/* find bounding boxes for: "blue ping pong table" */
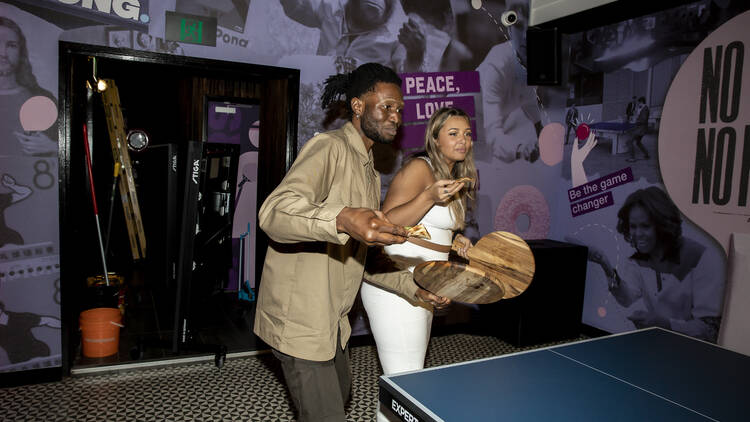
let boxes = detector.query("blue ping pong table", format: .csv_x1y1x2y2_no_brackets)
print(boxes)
589,121,636,155
379,328,748,421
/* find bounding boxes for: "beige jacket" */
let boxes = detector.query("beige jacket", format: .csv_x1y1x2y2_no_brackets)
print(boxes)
254,122,419,361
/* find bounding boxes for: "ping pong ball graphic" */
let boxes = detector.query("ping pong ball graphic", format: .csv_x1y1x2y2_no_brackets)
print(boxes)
538,122,564,166
471,0,482,10
597,306,607,318
20,96,58,131
576,123,590,141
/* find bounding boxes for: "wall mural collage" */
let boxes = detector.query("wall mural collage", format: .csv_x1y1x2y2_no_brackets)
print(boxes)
1,0,748,375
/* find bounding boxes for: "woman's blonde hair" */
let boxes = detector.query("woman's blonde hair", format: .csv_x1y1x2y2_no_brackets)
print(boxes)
422,107,477,230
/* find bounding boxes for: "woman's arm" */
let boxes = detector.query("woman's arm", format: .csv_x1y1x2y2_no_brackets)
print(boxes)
669,246,725,341
583,244,642,307
607,262,643,307
382,159,462,226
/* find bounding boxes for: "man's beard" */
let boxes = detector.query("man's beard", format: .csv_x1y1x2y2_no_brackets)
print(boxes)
361,113,395,145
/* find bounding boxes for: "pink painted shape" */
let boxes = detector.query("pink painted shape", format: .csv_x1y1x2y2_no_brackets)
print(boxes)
19,96,58,132
539,122,564,166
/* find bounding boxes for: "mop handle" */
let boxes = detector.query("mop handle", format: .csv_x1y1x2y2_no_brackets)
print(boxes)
82,122,110,287
82,123,99,216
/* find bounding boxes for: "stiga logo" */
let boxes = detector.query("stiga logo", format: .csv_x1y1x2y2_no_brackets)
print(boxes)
53,0,149,24
191,159,200,184
391,399,419,422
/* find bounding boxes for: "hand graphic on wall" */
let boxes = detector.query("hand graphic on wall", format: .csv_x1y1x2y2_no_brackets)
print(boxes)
571,131,597,187
13,131,56,156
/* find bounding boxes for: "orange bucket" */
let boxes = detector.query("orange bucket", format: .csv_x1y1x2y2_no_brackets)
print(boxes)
79,307,123,358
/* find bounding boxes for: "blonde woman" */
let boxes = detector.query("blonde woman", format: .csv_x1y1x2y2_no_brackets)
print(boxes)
360,107,477,421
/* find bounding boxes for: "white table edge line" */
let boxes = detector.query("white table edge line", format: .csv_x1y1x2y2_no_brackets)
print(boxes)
384,329,653,378
382,376,445,422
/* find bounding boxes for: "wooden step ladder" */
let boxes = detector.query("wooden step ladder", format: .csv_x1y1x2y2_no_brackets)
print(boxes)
100,79,147,260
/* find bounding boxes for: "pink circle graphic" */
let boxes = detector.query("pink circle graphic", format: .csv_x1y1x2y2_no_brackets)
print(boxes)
538,122,564,166
597,306,607,318
19,96,58,131
494,185,550,239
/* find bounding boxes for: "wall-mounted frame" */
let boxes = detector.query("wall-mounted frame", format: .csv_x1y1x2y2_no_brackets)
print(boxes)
105,28,132,49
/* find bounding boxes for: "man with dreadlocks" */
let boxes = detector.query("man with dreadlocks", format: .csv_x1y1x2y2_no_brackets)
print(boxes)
254,62,449,422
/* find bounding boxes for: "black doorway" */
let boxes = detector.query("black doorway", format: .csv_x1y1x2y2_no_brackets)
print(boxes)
58,42,298,375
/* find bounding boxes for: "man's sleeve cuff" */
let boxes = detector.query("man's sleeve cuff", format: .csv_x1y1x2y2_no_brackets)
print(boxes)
315,203,349,244
405,280,420,300
401,271,420,300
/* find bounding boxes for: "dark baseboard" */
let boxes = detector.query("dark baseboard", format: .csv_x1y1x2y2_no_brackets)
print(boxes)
0,367,62,388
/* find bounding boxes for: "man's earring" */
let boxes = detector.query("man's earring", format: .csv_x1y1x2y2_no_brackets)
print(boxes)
356,113,360,119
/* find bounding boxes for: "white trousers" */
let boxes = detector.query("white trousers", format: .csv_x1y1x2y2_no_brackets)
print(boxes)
360,281,433,422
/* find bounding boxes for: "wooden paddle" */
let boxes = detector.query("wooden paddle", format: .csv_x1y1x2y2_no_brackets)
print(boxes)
453,231,535,299
413,261,505,304
413,231,535,304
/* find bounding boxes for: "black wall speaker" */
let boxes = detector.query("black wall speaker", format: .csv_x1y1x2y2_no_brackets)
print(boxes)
526,27,561,86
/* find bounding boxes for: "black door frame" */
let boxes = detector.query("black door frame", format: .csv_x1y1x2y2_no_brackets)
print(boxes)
58,41,298,375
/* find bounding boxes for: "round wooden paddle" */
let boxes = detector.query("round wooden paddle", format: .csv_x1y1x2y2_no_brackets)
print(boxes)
413,231,535,304
457,231,535,299
413,261,505,304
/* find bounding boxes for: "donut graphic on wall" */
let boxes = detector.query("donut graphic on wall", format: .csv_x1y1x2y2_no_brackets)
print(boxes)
494,185,550,239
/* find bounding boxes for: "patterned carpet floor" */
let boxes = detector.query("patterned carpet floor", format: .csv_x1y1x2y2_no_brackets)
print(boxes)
1,333,582,421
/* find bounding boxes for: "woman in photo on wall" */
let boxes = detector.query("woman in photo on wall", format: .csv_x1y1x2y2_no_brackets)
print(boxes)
360,106,477,421
587,186,725,342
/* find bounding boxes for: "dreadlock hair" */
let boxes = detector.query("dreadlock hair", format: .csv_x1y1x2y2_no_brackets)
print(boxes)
422,107,477,230
320,62,402,119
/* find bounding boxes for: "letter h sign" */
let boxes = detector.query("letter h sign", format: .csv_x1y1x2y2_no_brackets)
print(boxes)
180,18,202,43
